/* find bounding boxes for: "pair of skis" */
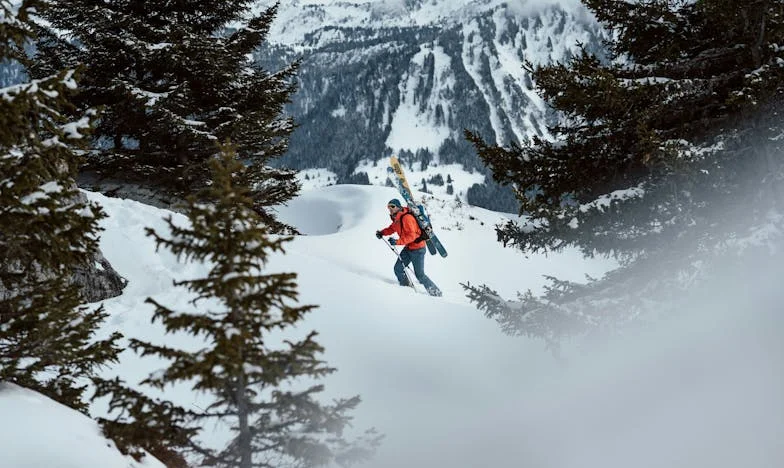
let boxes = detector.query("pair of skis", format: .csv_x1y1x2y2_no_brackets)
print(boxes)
387,156,447,258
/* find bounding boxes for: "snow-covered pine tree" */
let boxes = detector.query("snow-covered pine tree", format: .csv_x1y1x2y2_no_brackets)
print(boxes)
32,1,300,231
128,144,379,467
465,0,784,343
0,0,121,412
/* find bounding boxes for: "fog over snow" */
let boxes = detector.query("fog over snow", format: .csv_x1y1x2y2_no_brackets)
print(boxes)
2,182,782,467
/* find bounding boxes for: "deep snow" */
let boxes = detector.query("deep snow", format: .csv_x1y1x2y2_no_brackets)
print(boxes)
2,184,782,468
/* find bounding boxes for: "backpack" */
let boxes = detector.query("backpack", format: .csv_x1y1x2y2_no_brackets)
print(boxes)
399,206,431,241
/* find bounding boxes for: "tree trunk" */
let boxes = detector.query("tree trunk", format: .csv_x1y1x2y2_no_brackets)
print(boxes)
237,368,252,468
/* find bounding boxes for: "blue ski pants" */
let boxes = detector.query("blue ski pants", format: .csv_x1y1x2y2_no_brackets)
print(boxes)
394,247,442,296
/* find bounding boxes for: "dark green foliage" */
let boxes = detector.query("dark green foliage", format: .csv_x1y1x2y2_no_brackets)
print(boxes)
465,182,519,214
92,377,194,465
128,145,380,467
268,28,432,171
427,174,444,186
32,0,301,231
338,171,370,185
417,148,433,170
462,279,590,352
465,0,784,339
259,15,533,195
0,0,121,412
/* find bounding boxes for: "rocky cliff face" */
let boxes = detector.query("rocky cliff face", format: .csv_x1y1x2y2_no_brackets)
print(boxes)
255,1,604,183
0,251,125,305
0,191,127,305
71,192,127,303
72,252,126,303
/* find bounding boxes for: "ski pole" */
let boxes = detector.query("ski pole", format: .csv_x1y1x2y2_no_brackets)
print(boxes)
379,238,418,292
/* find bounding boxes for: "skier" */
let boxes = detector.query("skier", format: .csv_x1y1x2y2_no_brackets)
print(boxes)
375,199,442,296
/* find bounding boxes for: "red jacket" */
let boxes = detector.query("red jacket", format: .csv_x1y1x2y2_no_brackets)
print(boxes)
380,207,426,250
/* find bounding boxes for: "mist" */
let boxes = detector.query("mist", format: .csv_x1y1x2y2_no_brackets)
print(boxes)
359,191,784,467
517,263,784,468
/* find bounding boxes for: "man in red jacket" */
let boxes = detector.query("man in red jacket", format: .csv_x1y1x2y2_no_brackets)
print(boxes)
376,199,442,296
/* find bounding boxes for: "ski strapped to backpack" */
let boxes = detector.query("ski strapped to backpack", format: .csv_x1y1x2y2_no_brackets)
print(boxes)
387,156,447,257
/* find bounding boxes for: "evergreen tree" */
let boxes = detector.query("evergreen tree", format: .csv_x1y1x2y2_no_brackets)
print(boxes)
92,377,195,466
338,171,370,185
0,0,121,411
465,181,519,214
465,0,784,343
427,174,444,186
129,145,378,467
33,1,300,231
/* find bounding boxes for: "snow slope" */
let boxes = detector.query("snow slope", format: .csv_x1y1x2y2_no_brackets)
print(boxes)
3,184,782,467
0,383,164,468
79,184,611,463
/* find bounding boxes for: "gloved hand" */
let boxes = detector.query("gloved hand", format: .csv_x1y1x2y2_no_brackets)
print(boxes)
375,230,383,239
388,237,399,245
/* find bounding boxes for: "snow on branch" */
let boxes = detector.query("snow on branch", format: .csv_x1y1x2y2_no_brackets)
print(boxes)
578,185,646,214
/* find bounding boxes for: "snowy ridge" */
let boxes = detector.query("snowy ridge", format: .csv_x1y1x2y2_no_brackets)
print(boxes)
255,0,589,49
254,0,604,201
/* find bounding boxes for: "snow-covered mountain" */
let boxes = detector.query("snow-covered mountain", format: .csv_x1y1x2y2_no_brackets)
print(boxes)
0,0,604,210
253,0,604,208
3,184,783,467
